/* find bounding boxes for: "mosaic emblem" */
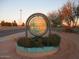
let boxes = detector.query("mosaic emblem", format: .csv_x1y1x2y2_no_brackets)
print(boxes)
26,13,49,36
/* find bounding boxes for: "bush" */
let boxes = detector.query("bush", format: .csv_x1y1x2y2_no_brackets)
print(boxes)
17,37,32,47
17,34,61,48
49,34,61,47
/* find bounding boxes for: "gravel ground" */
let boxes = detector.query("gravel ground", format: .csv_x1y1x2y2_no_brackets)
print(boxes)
0,32,79,59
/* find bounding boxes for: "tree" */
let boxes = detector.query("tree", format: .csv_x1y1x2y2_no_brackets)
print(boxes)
59,1,74,28
5,22,12,26
12,20,17,26
21,22,25,26
0,20,5,26
73,3,79,27
48,12,61,27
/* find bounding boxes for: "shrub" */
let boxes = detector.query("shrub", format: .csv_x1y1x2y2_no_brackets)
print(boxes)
17,34,61,47
17,37,32,47
49,34,61,47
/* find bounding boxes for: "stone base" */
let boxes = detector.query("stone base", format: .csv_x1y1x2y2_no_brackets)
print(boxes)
16,44,59,57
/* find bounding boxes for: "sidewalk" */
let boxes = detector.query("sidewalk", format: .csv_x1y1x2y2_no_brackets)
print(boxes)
0,32,25,41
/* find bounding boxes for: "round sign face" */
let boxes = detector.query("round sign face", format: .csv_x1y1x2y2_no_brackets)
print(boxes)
27,13,48,36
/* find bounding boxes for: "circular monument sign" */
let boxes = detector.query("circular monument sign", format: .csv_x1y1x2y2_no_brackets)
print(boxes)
26,13,49,37
16,13,60,57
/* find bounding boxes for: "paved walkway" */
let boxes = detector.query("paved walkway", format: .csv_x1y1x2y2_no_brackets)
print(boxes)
0,32,79,59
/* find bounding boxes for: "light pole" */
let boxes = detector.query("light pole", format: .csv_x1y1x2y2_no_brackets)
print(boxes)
20,9,22,25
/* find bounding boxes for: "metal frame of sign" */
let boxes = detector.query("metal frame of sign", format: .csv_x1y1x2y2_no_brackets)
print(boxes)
26,13,49,37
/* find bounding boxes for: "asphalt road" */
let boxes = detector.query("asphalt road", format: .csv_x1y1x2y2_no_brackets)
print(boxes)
0,28,25,37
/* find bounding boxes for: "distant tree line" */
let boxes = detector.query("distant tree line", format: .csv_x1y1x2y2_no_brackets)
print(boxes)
0,20,17,26
0,20,25,26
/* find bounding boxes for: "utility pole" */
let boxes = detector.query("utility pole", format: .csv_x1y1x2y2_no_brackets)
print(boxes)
20,9,22,25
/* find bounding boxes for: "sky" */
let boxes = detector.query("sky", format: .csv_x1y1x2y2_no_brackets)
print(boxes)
0,0,78,25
